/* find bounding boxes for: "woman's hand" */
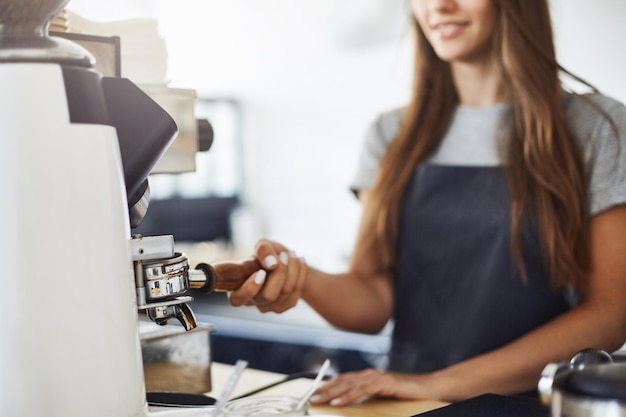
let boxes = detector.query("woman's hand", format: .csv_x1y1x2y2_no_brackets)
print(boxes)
227,239,308,313
309,368,435,406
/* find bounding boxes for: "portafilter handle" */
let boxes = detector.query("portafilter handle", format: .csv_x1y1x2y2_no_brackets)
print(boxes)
189,258,263,293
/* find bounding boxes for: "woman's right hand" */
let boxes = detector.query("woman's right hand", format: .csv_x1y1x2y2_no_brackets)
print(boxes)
227,239,308,313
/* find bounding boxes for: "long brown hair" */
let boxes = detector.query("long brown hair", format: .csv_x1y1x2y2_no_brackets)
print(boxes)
356,0,593,291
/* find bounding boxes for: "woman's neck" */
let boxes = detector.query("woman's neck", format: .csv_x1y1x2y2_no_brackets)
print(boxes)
451,60,506,107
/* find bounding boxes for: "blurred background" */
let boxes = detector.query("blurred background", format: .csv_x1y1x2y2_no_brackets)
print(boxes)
63,0,626,374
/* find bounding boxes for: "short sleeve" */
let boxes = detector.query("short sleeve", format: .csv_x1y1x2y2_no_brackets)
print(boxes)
571,95,626,215
349,107,404,194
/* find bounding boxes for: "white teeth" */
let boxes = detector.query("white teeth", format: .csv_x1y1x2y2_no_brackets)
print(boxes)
437,24,460,32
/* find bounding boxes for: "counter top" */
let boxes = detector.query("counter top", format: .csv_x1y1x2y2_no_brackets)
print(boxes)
207,362,448,416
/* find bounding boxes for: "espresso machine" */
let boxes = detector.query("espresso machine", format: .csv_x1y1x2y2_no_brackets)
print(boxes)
0,0,258,415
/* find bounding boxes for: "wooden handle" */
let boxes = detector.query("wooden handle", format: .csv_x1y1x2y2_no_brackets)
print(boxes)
192,258,263,293
212,257,263,291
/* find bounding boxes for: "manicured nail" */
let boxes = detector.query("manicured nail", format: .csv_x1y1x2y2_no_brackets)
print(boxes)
330,398,342,406
279,251,289,265
309,395,322,403
264,255,278,268
254,269,267,285
289,250,297,258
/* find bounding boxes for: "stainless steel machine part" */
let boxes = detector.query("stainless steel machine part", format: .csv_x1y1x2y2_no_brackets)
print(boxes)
0,0,93,66
140,319,214,394
143,253,190,300
131,235,198,330
539,349,626,417
147,302,198,331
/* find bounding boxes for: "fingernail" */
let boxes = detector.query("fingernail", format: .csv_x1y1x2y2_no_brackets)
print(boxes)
309,395,322,403
254,269,267,285
279,251,289,265
289,250,297,258
330,398,342,406
264,255,278,268
299,256,306,265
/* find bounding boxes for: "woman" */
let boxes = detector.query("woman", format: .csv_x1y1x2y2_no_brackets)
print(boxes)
229,0,626,404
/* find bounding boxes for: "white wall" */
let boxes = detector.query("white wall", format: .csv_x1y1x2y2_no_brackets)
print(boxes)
155,1,413,270
66,0,626,272
550,0,626,103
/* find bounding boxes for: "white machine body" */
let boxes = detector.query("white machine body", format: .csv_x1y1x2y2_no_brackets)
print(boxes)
0,63,208,417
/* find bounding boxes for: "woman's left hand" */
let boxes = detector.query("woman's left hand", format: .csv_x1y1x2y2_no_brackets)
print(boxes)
309,368,434,406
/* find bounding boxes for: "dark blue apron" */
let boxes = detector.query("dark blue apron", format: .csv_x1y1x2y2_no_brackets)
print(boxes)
388,164,571,373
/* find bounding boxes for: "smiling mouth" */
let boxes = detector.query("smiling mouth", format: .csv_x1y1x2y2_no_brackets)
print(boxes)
433,22,468,36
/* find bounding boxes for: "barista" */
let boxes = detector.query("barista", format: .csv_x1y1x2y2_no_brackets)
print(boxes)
229,0,626,405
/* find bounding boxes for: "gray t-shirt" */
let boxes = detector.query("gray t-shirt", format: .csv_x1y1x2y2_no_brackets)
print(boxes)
351,92,626,215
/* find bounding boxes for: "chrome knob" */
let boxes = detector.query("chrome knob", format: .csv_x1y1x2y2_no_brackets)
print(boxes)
569,348,613,370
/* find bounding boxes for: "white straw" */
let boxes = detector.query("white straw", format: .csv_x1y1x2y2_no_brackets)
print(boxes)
297,358,331,410
210,360,248,417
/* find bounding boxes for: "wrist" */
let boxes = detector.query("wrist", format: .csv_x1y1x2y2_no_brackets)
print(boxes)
426,370,456,402
386,371,444,401
300,260,314,299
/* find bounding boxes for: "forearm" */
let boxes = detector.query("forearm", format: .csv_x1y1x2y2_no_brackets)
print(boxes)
300,265,393,334
426,301,626,402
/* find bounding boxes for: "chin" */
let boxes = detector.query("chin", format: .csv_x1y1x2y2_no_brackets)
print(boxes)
434,48,487,65
433,51,462,63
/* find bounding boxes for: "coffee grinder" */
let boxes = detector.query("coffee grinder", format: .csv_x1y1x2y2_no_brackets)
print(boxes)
0,0,256,415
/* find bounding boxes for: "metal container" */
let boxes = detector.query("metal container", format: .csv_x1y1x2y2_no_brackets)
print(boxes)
139,318,214,394
539,350,626,417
